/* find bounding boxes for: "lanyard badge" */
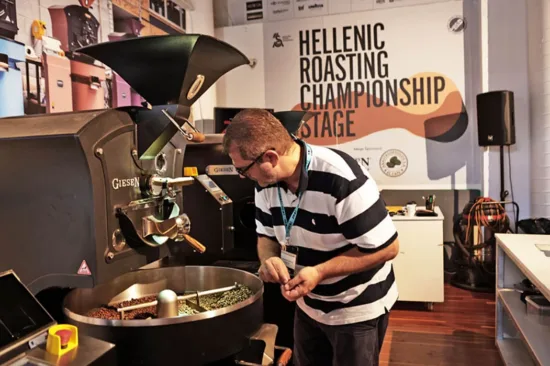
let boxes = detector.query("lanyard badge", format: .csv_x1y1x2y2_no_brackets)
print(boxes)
278,143,312,275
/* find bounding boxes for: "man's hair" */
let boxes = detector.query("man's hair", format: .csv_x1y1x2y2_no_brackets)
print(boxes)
222,109,294,160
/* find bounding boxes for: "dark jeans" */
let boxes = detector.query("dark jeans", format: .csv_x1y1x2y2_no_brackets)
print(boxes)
293,307,390,366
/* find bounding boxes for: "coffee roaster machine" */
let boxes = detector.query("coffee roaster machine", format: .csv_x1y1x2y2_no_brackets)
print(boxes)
0,35,294,365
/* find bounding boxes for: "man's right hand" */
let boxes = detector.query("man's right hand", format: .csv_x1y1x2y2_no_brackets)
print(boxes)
258,257,290,284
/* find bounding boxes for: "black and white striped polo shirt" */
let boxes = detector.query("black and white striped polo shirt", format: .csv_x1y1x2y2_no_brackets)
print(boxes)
254,139,399,325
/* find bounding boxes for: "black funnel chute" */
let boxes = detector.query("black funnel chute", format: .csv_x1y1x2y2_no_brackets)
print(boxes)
76,34,250,158
273,111,316,135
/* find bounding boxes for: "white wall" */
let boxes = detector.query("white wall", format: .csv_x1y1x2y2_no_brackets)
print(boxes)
214,23,266,108
185,0,217,122
479,0,531,220
528,0,550,218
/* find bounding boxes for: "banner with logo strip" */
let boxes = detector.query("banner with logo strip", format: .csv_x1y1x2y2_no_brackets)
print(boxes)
261,1,479,190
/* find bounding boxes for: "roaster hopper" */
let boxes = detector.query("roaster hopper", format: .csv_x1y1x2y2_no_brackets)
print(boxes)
0,34,295,365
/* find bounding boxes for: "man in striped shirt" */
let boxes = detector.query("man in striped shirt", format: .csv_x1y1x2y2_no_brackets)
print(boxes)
223,109,400,366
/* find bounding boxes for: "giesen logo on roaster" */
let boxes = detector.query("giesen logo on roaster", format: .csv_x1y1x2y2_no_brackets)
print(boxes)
112,177,140,190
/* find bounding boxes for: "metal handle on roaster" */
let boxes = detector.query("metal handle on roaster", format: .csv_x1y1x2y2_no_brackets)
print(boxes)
161,109,205,143
150,176,195,188
142,214,206,253
147,175,195,196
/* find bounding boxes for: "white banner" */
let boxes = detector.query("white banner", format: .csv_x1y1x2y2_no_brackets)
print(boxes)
262,2,479,189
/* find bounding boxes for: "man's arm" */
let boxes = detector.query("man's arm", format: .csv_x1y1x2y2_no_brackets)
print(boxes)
254,186,278,261
257,235,291,284
325,174,399,278
254,188,291,284
283,172,398,300
258,236,280,263
282,238,398,300
314,238,399,281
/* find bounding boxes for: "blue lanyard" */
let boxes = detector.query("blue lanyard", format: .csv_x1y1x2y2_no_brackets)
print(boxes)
277,143,312,244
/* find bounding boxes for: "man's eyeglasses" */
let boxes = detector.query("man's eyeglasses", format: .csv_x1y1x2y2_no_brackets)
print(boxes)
235,149,270,176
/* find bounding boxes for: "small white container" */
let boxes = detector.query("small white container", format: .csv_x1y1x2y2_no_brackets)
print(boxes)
405,203,416,217
526,295,550,326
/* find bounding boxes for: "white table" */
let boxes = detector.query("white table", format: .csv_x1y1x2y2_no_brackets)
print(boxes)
391,206,445,310
495,233,550,366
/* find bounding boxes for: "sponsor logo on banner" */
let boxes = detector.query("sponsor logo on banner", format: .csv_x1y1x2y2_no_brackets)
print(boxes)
247,11,263,21
272,33,293,48
246,0,263,21
355,157,371,170
273,33,284,47
267,0,293,21
380,149,408,177
246,0,263,11
273,8,289,14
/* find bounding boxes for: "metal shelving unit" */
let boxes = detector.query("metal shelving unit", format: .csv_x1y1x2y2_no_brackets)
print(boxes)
496,234,550,366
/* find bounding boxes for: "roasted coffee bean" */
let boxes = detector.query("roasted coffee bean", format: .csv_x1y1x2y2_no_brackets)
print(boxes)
85,284,254,320
86,307,120,320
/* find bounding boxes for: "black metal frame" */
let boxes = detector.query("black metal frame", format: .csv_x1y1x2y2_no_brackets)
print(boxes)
498,145,520,233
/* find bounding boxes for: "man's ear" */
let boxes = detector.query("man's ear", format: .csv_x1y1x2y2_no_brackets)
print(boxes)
263,150,279,167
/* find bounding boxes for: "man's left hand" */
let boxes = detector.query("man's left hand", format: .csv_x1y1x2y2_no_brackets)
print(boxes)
281,267,322,301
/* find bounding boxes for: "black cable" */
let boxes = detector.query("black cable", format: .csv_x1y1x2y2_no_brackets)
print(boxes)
132,150,145,172
507,145,517,232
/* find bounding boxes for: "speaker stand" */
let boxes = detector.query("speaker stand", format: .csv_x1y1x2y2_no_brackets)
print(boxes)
499,144,520,232
499,145,508,202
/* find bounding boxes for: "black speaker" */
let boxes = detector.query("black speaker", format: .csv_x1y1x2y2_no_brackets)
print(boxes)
476,90,515,146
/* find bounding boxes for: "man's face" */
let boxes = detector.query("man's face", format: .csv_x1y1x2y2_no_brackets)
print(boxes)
228,145,279,187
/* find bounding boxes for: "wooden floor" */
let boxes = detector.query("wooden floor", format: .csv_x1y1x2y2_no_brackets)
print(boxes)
381,284,504,366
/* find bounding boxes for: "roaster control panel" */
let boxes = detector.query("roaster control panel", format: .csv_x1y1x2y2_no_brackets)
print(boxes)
195,174,232,205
